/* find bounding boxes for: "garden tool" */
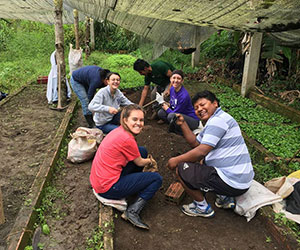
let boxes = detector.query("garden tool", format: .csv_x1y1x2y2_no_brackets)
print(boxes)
142,92,165,108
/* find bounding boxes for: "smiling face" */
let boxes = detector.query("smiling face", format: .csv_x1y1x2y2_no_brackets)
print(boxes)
193,97,218,123
107,73,120,91
170,73,183,91
123,110,145,135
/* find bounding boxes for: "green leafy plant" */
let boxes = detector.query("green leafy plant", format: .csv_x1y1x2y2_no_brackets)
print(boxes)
86,227,105,250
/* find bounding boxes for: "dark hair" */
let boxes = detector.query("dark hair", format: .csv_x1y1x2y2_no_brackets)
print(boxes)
133,59,150,72
192,90,220,107
106,72,121,80
100,69,110,80
171,69,184,79
120,104,145,134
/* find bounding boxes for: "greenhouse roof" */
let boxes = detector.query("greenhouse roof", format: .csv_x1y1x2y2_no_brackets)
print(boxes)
0,0,299,47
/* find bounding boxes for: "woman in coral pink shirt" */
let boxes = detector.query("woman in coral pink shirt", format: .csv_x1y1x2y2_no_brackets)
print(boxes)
90,104,162,230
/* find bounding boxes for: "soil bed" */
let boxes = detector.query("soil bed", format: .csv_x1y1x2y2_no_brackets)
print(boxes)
39,86,282,250
0,83,65,249
1,82,294,249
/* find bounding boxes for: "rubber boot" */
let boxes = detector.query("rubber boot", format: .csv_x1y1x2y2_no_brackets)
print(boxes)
84,114,95,128
121,197,149,230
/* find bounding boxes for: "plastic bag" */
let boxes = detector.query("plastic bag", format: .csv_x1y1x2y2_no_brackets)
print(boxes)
67,127,104,163
68,44,83,76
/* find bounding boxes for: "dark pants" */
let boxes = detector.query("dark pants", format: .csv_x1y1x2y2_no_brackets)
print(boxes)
96,111,121,134
99,146,163,201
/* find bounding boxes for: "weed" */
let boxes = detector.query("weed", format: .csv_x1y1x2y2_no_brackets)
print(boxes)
265,236,272,243
86,227,105,250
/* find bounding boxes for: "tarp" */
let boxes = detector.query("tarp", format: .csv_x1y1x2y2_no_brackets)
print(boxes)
0,0,299,47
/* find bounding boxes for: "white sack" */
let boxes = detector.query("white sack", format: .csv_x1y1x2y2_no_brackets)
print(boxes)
234,180,282,222
67,127,104,163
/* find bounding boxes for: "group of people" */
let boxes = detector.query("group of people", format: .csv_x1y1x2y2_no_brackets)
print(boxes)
69,58,254,230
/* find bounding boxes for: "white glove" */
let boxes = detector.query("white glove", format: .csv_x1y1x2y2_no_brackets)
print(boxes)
156,92,164,104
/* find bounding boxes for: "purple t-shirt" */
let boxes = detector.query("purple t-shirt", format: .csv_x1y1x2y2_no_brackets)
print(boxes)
166,86,199,120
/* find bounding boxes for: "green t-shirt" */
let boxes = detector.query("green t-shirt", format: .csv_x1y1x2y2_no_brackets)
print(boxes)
144,61,175,88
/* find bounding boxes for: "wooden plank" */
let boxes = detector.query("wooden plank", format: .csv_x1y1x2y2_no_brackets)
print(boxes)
0,187,5,225
241,32,263,97
99,203,114,250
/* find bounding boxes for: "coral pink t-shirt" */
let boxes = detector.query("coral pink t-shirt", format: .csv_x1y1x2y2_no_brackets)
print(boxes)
90,126,140,193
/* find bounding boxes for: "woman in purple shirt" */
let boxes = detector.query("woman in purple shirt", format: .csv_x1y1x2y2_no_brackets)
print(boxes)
157,70,200,135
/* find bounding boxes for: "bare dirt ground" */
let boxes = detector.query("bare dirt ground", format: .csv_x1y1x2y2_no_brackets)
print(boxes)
0,84,65,249
1,83,283,249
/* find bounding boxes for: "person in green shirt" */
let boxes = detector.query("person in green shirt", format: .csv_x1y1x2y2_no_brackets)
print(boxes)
133,59,175,107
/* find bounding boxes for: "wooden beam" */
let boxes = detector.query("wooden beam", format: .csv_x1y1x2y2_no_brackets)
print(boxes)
0,186,5,224
85,16,91,60
73,9,80,50
90,18,95,51
54,0,67,106
191,28,200,68
241,32,263,97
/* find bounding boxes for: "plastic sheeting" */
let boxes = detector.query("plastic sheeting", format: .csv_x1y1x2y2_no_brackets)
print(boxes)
0,0,299,47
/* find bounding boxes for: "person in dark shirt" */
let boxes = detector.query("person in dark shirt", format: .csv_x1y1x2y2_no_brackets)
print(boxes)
71,65,110,128
133,59,175,110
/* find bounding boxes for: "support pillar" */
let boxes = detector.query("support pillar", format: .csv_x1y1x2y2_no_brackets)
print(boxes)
85,17,91,59
73,9,80,50
241,32,263,97
90,18,95,51
191,28,201,68
54,0,67,107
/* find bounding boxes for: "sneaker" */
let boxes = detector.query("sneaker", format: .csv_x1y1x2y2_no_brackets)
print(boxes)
215,195,236,209
181,201,215,217
92,189,127,212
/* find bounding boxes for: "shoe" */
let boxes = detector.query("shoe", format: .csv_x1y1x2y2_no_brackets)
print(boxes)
92,189,127,212
121,197,149,230
157,119,165,125
181,201,214,217
215,195,236,209
84,114,96,128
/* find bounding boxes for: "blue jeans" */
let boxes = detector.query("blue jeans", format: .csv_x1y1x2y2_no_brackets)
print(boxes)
70,76,91,116
99,147,163,201
96,111,121,134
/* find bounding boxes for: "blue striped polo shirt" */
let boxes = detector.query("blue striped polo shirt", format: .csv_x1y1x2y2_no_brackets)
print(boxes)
196,107,254,189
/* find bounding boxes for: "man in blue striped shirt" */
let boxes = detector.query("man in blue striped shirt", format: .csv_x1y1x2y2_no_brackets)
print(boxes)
167,90,254,218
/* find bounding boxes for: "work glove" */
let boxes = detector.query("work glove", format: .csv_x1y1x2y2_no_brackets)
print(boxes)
155,92,165,105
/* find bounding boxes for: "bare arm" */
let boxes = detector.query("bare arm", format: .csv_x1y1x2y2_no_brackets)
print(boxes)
167,144,213,170
133,156,151,167
139,85,150,106
163,69,173,97
176,114,199,148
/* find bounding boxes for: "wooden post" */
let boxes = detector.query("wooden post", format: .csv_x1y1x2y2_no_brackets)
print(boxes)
0,187,5,224
54,0,67,106
241,32,263,97
85,17,91,60
90,18,95,51
73,9,80,50
191,28,200,68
